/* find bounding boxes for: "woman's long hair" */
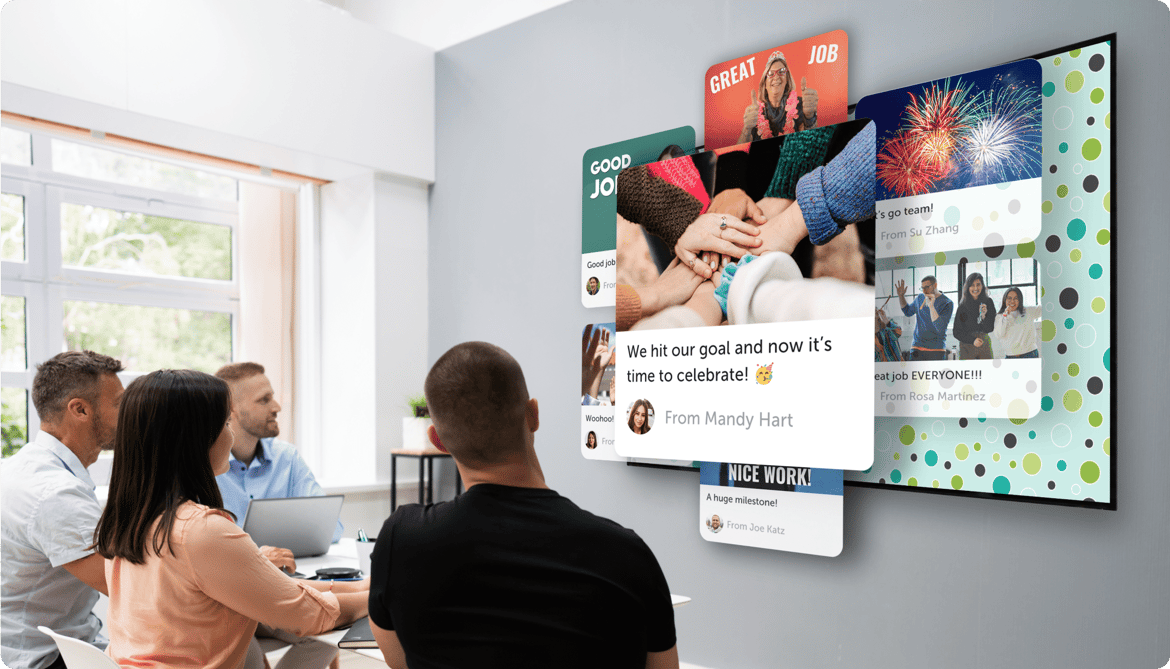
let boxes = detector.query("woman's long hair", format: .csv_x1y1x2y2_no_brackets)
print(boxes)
627,399,653,435
997,286,1027,317
94,369,231,564
585,430,597,449
959,272,988,311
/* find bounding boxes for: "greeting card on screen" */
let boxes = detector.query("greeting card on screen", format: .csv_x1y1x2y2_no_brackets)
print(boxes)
613,120,875,469
699,462,842,556
580,322,697,469
582,127,696,308
873,250,1043,419
857,60,1043,259
704,31,848,152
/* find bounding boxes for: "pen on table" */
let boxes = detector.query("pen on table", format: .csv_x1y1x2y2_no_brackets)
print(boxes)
357,528,369,542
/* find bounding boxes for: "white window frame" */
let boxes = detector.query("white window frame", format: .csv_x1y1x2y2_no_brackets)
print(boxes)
294,182,323,475
2,126,242,455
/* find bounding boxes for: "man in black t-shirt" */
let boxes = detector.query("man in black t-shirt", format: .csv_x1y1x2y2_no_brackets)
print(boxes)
368,342,678,669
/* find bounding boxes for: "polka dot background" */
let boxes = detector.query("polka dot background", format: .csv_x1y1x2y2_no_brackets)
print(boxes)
850,42,1112,504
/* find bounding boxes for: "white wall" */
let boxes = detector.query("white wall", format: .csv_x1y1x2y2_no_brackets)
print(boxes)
317,173,430,487
1,0,435,182
373,175,430,479
336,484,409,542
340,0,571,50
319,174,377,483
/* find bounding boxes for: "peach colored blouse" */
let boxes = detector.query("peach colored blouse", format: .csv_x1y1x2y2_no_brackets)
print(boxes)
104,502,340,669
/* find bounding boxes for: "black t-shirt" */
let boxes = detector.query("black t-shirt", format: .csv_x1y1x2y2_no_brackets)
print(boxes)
368,484,676,669
953,294,997,344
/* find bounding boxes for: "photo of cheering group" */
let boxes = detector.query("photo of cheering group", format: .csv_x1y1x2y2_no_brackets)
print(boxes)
874,258,1041,362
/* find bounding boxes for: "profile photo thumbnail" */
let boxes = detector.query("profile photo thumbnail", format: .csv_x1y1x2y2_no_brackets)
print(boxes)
627,399,654,435
706,514,723,533
586,276,600,296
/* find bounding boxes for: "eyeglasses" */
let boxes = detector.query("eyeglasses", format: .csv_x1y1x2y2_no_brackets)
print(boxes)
766,67,787,80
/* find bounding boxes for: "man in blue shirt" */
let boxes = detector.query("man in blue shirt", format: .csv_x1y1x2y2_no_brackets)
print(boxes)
897,276,953,361
214,362,341,669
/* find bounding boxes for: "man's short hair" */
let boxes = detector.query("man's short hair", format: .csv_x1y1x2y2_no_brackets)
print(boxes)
920,275,937,286
214,362,266,384
32,350,124,423
424,342,530,466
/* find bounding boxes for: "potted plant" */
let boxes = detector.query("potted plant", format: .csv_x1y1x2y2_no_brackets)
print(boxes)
407,395,429,418
402,394,433,450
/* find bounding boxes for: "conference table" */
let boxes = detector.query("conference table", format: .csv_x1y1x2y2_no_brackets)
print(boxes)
302,539,691,661
300,540,383,659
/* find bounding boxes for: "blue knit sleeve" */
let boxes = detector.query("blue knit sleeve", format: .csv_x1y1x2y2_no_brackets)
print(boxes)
713,255,757,319
795,121,876,245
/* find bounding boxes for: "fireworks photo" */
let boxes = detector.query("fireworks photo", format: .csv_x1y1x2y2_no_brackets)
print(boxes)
857,60,1043,260
857,60,1042,201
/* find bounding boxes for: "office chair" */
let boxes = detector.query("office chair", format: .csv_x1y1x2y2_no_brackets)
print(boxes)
36,626,119,669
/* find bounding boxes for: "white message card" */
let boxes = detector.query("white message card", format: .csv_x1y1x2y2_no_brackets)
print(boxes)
699,462,843,556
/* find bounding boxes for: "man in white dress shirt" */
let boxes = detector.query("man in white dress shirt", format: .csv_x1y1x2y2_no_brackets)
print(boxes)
1,351,124,669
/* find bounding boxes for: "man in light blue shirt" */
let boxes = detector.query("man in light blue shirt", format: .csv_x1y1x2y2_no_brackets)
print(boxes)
214,363,343,541
214,362,341,669
1,351,123,669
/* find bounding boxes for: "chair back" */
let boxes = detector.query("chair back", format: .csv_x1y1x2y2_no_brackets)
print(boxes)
36,627,121,669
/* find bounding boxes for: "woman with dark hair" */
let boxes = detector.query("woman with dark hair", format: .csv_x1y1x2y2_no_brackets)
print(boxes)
94,369,368,669
993,287,1039,359
954,272,997,360
585,431,597,450
627,399,653,435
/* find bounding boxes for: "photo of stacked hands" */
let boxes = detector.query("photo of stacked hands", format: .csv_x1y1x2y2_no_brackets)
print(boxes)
613,118,877,334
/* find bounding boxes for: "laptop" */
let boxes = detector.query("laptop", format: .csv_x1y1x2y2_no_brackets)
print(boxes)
338,617,377,649
241,495,344,558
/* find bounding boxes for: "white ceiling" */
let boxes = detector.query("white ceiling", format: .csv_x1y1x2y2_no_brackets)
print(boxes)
318,0,571,50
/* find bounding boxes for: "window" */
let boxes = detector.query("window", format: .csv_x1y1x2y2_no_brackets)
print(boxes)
875,266,958,318
1,127,31,166
1,295,27,371
1,387,28,457
974,259,1040,314
2,192,26,261
60,203,232,281
1,295,28,456
51,139,237,201
1,127,240,455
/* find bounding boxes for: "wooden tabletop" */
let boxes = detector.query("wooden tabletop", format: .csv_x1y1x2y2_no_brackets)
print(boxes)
389,448,449,456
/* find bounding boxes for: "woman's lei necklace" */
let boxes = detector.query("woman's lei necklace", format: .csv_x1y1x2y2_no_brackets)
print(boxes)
755,89,800,139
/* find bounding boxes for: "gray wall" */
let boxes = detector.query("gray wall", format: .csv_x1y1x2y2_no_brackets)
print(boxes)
428,2,1170,667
